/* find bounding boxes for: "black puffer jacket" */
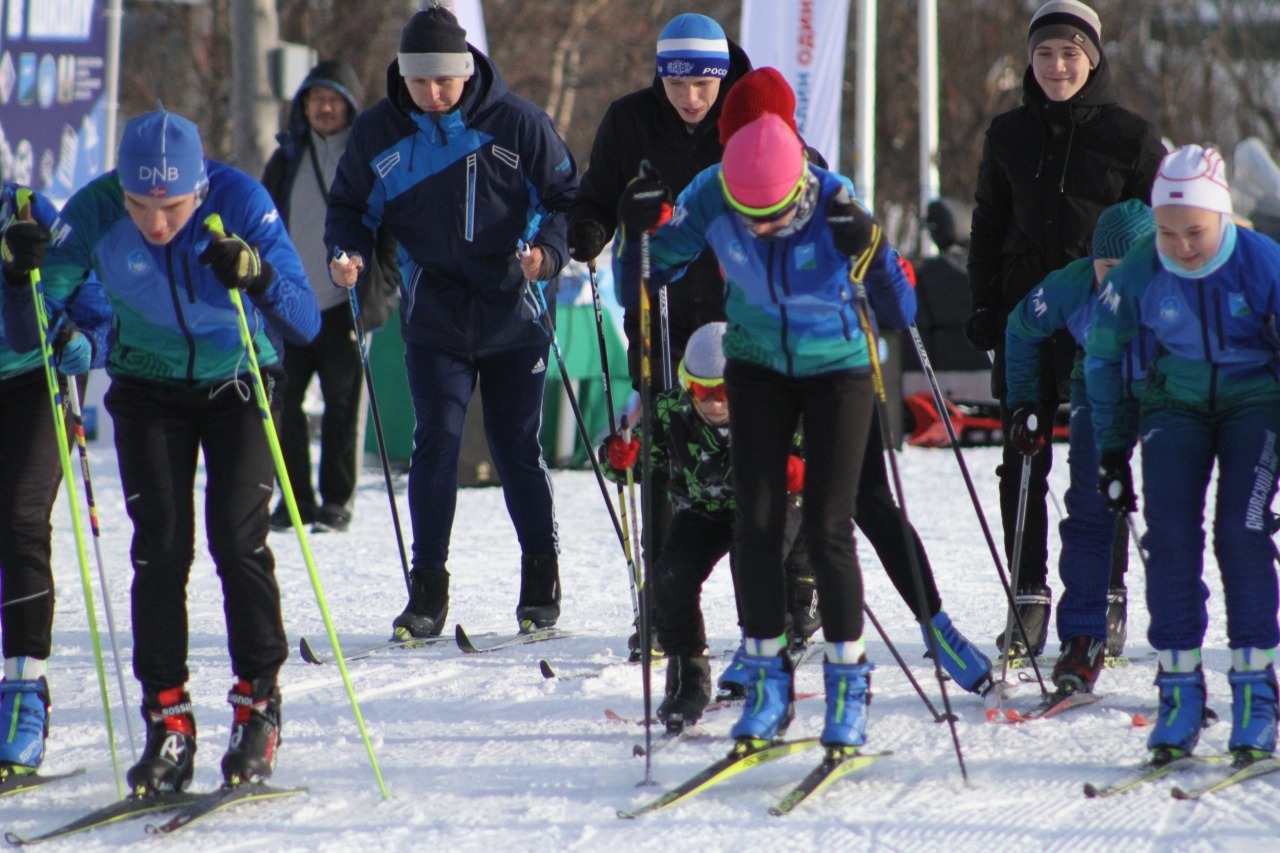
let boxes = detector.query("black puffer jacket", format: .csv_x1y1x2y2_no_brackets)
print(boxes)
570,41,751,375
967,54,1165,399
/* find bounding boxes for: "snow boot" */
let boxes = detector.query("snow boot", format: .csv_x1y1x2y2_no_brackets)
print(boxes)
128,686,197,793
716,644,750,701
1106,586,1128,658
656,653,712,734
0,667,50,771
785,572,821,649
221,677,282,785
1052,635,1106,694
729,646,795,743
1227,648,1278,759
1147,650,1206,758
995,585,1051,659
922,611,993,694
393,567,449,638
516,554,560,630
821,659,874,749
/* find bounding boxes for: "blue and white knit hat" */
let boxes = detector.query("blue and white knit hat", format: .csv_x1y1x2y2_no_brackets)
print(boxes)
656,14,730,79
117,110,207,198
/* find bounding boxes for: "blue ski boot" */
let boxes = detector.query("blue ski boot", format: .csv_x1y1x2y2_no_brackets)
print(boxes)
923,611,993,694
729,641,794,743
0,663,50,771
716,643,751,701
1148,649,1206,758
1227,648,1278,759
822,657,874,749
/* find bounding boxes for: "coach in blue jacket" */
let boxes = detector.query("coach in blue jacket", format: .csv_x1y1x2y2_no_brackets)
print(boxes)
326,4,578,639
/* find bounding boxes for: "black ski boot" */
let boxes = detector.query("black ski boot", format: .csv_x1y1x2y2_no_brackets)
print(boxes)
221,677,282,785
786,574,821,649
656,653,712,734
392,568,450,638
516,554,561,630
127,686,197,794
1106,586,1128,658
1052,636,1106,694
995,585,1051,659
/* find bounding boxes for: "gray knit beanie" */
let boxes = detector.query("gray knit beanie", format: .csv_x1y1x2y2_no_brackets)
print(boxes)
1028,0,1102,67
681,323,727,381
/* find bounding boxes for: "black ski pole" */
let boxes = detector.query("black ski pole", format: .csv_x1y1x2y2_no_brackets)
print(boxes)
636,226,658,784
863,603,944,721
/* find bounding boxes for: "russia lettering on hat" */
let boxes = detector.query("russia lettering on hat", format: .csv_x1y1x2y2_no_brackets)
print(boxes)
656,13,730,79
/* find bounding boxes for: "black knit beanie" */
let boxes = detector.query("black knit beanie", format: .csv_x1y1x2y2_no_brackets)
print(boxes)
399,5,474,78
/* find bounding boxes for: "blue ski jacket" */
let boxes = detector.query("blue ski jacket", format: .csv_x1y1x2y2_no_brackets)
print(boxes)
325,49,578,357
1086,230,1280,452
0,183,110,381
624,165,914,378
5,162,319,388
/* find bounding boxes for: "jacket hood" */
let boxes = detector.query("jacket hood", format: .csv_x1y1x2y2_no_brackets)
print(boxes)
279,59,363,149
649,39,752,136
384,44,507,125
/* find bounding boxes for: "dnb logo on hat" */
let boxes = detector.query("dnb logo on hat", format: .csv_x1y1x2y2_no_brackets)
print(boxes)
118,110,207,199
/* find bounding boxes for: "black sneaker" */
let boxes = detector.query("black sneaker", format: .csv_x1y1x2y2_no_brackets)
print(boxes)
269,502,314,532
995,585,1051,659
656,653,712,734
221,678,281,785
127,686,197,794
1106,586,1128,657
516,554,560,630
1052,636,1106,694
392,568,450,638
312,504,351,533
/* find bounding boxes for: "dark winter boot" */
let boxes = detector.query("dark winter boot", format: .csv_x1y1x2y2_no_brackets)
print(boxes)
221,677,282,785
1052,636,1106,694
995,585,1051,659
1148,650,1206,759
656,653,712,734
392,568,450,638
516,554,561,630
0,670,50,771
1106,587,1128,658
785,573,821,649
1228,648,1278,759
127,686,197,794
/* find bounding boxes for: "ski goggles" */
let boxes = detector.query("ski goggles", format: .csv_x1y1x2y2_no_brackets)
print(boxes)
679,362,727,403
719,169,807,224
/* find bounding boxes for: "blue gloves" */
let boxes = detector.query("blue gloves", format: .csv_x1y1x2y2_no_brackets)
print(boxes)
54,326,93,376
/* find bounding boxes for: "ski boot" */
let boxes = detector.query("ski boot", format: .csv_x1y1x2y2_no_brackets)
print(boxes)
716,643,750,701
821,658,874,752
516,554,560,631
922,611,993,694
729,643,795,744
1052,636,1106,694
1148,649,1206,759
1227,648,1278,761
393,567,450,638
0,660,50,772
128,686,197,793
785,573,821,649
1106,586,1128,658
656,653,712,734
222,677,282,785
995,585,1051,659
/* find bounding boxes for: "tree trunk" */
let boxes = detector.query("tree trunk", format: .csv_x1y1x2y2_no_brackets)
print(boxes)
231,0,281,175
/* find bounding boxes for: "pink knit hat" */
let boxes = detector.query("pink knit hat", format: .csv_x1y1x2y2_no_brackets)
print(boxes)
719,114,807,218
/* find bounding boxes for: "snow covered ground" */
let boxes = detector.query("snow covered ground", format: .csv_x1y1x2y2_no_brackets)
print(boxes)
7,437,1277,851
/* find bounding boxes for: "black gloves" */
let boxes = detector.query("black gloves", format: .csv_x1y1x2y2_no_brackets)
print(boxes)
198,232,274,297
1098,450,1136,513
1008,405,1046,457
568,218,608,263
2,220,52,284
617,164,672,235
964,307,1003,352
826,187,881,259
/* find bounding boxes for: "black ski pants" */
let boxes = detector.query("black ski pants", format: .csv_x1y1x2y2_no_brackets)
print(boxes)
107,377,287,690
727,361,875,644
277,304,364,513
0,370,74,660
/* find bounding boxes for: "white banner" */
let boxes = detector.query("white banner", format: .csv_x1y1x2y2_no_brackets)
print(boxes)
739,0,851,171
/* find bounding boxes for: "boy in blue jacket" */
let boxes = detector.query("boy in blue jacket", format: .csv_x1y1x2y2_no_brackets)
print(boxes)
1087,145,1280,763
1005,199,1154,695
4,110,320,792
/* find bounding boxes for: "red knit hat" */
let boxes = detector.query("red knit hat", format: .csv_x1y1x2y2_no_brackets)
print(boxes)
718,67,798,146
719,114,807,217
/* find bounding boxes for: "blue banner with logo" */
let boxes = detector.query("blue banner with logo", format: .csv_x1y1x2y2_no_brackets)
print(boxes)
0,0,107,205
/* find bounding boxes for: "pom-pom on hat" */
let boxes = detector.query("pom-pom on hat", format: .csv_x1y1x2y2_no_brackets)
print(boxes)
1092,199,1155,261
117,110,207,199
680,322,727,382
1152,145,1233,215
719,114,807,219
718,67,798,146
399,3,474,79
656,13,730,79
1028,0,1102,67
